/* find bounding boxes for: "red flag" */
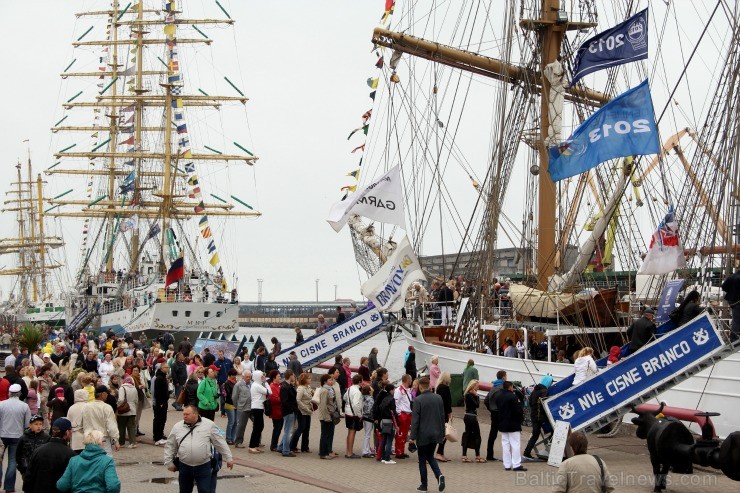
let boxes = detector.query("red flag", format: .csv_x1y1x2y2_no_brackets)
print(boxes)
165,257,184,286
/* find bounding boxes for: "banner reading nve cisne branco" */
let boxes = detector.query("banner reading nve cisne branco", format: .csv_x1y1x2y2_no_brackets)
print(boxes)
543,312,724,431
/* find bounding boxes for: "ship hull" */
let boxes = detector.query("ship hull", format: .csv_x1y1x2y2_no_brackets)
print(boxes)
406,329,740,438
87,301,239,342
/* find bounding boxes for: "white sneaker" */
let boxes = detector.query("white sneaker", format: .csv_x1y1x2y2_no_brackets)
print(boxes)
382,459,396,465
155,439,167,446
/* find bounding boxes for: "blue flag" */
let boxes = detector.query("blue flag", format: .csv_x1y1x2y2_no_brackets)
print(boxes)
571,8,648,86
548,79,659,182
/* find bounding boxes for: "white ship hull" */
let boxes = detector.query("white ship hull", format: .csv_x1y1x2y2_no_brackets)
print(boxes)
17,310,66,326
407,331,740,438
81,301,239,341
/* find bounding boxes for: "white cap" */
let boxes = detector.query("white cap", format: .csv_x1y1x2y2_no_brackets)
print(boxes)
43,353,51,359
9,383,21,393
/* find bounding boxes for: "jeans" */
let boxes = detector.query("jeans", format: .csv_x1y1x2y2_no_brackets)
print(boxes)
0,437,19,492
290,413,310,452
280,412,295,454
248,410,264,448
524,420,543,457
225,409,237,442
319,420,335,457
153,402,168,441
380,432,393,460
417,443,442,488
178,461,216,493
486,411,499,459
117,415,137,446
270,418,283,450
173,383,184,410
235,410,252,445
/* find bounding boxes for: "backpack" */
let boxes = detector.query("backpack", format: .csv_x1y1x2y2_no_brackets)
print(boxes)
485,388,501,412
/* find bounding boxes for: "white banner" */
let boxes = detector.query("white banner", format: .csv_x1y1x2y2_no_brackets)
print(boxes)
327,165,406,232
361,236,425,312
638,208,687,275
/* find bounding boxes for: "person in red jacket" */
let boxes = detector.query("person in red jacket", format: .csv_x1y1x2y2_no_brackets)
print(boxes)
267,370,283,452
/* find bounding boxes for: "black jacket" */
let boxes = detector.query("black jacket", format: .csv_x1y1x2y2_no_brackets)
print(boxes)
16,428,50,476
49,383,74,409
722,272,740,305
81,357,99,373
153,369,169,406
22,437,75,493
435,384,452,417
184,379,199,407
495,389,523,432
404,353,417,379
438,285,454,305
409,390,445,446
171,360,188,385
280,381,298,415
677,302,703,326
528,384,549,424
464,392,479,415
375,393,397,420
202,352,216,367
5,371,29,401
177,340,192,355
627,316,656,353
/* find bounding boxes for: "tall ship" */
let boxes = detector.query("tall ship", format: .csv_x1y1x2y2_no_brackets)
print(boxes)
0,154,66,327
332,1,740,437
48,1,260,340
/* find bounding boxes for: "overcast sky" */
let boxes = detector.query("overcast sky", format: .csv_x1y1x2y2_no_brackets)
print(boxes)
0,0,384,303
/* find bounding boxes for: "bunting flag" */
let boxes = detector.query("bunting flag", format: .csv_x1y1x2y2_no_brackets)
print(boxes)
369,90,376,100
362,109,372,124
380,0,396,24
341,185,357,192
375,56,384,69
347,169,360,179
146,223,161,240
163,0,225,280
367,77,378,89
347,125,369,140
351,144,365,153
119,135,134,146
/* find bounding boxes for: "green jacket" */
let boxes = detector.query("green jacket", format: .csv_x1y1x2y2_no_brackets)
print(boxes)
197,377,219,410
56,444,121,493
462,365,479,394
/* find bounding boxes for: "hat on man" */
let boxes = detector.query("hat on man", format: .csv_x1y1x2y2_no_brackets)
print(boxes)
644,307,655,315
207,364,219,373
30,414,44,423
52,418,72,432
9,383,21,393
94,385,109,395
43,353,51,359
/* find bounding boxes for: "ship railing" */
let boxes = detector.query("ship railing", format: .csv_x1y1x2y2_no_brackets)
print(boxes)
403,299,516,326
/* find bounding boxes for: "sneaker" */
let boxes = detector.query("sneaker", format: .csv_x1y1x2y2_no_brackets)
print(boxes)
155,439,167,446
438,475,445,492
235,443,245,448
522,453,534,459
505,467,512,471
282,453,296,457
227,440,234,445
381,459,396,465
416,486,428,492
512,466,528,471
396,453,409,459
362,453,375,458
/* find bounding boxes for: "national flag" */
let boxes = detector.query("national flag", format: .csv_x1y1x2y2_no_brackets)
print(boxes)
367,77,378,89
351,144,365,154
638,206,687,275
209,253,220,267
571,9,648,86
347,124,370,140
548,79,659,182
165,256,184,286
119,135,135,146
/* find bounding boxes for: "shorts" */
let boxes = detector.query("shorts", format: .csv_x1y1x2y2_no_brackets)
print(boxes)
345,416,363,431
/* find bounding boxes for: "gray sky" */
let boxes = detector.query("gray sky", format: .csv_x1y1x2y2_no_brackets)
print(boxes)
0,0,383,302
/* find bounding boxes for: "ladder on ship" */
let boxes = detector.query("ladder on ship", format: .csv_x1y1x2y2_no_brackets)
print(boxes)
66,305,100,338
543,313,739,436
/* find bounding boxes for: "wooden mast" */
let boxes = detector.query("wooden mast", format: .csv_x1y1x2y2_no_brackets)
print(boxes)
15,164,28,304
105,0,120,272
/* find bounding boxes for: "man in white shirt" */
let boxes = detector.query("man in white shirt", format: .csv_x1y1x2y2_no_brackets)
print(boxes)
4,347,18,368
80,385,120,457
393,374,414,459
0,384,31,492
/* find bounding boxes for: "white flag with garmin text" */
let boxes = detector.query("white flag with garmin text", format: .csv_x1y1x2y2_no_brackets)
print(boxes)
361,236,425,312
327,165,406,232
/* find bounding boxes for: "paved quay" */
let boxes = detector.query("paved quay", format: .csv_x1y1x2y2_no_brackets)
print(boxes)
12,404,734,492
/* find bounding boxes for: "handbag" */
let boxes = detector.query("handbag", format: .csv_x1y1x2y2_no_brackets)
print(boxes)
311,387,322,407
211,448,223,473
176,387,187,405
444,419,459,443
263,398,273,417
117,387,130,414
380,418,394,434
330,408,341,425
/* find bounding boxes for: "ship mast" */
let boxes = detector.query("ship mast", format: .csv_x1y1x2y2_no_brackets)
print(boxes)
47,0,261,294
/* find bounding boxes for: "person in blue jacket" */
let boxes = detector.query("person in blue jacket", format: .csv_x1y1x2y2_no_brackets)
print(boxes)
56,430,121,493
